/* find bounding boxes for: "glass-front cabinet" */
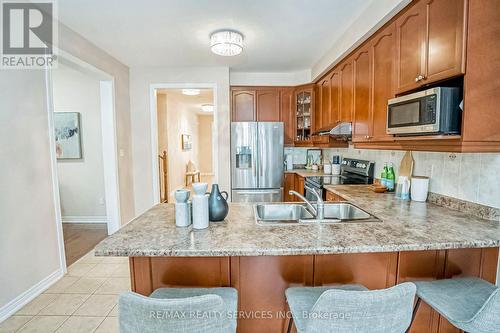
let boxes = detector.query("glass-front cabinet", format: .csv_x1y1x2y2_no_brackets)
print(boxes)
294,85,314,145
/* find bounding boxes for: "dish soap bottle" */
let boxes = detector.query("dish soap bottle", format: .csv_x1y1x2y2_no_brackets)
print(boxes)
386,163,396,192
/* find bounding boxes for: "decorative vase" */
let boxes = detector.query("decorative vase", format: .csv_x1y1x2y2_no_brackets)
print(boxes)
208,184,229,222
192,183,209,229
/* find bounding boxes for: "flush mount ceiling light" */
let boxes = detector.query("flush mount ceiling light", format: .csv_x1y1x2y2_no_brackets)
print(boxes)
201,104,214,112
210,30,243,56
182,89,200,96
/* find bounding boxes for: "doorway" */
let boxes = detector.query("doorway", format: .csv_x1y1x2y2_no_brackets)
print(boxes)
47,54,121,268
153,87,216,203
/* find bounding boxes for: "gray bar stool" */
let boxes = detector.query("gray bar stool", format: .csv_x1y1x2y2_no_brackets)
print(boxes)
413,277,500,333
119,287,237,333
285,282,416,333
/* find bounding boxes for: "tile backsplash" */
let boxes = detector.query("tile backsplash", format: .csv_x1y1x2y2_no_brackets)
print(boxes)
285,145,500,209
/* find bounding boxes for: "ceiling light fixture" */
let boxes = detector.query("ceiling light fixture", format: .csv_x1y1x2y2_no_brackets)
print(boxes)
201,104,214,112
182,89,200,96
210,30,243,56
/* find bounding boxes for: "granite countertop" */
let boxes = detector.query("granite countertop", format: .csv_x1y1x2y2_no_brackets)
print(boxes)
94,185,500,257
285,169,334,177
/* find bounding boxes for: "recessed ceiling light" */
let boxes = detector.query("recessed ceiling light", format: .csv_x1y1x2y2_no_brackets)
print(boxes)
182,89,200,96
201,104,214,112
210,30,243,57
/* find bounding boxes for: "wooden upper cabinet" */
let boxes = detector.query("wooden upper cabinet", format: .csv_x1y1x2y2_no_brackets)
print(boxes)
396,0,466,93
353,47,372,143
329,70,340,127
256,89,280,121
318,78,330,129
339,59,353,122
232,90,256,121
371,22,396,142
462,0,500,145
395,0,426,93
424,0,466,83
280,88,295,145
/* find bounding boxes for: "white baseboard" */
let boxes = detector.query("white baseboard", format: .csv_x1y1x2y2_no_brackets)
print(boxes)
0,268,64,323
62,215,108,224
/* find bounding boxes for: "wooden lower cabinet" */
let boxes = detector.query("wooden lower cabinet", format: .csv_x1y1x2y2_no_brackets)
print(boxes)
325,191,346,202
294,175,305,196
314,253,398,289
283,173,295,202
231,256,314,333
129,248,498,333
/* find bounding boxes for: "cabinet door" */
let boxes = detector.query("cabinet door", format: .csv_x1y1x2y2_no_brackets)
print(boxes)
318,78,330,129
280,88,295,145
294,174,305,196
371,22,396,142
230,256,313,333
329,70,340,127
256,89,280,122
232,90,256,121
353,47,371,142
283,173,295,202
424,0,466,84
339,59,353,122
395,0,426,93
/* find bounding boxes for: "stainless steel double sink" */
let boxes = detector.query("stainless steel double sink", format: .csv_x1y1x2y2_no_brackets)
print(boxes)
254,202,380,225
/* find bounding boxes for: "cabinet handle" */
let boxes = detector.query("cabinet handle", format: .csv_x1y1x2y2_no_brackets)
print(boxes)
415,75,425,82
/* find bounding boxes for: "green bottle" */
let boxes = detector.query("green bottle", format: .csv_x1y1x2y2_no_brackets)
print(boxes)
386,163,396,192
381,162,388,187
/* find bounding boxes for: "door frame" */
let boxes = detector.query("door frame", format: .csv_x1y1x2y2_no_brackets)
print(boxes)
46,50,122,270
149,83,218,204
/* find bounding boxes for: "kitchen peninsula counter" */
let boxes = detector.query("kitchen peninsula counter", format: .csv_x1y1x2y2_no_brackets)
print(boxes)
94,185,500,333
95,186,500,257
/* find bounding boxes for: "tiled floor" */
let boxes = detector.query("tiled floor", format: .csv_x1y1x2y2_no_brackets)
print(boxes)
0,250,129,332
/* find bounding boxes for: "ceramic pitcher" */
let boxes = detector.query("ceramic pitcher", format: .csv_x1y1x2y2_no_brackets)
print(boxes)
208,184,229,222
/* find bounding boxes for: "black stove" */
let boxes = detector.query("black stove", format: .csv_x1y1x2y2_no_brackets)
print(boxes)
304,158,374,201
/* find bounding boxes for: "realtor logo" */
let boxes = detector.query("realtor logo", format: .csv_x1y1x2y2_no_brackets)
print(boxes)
1,0,57,69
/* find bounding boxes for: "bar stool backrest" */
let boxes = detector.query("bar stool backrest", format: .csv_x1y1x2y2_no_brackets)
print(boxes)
305,282,416,333
466,289,500,332
119,291,232,333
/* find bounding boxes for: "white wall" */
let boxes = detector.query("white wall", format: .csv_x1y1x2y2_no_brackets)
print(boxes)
311,0,410,80
0,70,62,316
0,22,134,320
130,67,230,215
53,65,107,219
287,146,500,209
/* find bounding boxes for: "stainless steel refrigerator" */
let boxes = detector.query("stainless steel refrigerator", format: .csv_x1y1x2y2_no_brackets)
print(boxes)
231,122,284,202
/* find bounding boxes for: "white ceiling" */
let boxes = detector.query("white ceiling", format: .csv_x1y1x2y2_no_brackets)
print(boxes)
157,89,214,115
58,0,372,71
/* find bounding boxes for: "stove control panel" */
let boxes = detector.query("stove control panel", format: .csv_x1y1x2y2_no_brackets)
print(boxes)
341,158,374,177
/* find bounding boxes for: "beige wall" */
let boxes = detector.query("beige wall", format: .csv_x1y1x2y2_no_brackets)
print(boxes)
0,70,61,313
130,67,230,215
198,115,213,174
164,93,200,197
157,93,168,156
59,24,135,225
53,64,107,218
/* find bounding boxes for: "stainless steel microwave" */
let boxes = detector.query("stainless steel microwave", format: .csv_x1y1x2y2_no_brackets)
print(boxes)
386,87,461,135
